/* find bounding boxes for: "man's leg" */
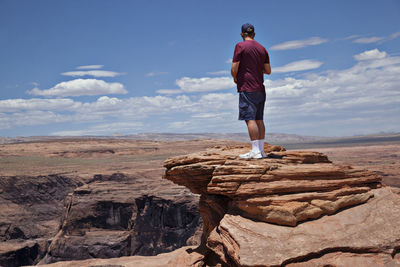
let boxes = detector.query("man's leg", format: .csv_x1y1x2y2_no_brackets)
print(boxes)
255,120,266,156
245,120,260,141
239,120,262,158
238,92,263,159
255,120,265,140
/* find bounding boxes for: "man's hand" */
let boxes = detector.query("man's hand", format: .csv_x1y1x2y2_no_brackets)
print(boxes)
264,63,271,75
231,61,240,83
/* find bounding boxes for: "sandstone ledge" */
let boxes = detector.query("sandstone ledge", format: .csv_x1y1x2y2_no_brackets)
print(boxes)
208,187,400,266
163,144,381,226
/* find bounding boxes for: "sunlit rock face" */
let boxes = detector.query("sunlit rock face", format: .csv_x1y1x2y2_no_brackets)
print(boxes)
164,144,380,227
162,144,400,267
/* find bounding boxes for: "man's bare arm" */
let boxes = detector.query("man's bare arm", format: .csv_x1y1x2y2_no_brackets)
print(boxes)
231,61,240,83
264,63,271,75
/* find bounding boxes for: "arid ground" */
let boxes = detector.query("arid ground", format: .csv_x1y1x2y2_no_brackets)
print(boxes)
0,138,399,265
300,144,400,188
0,139,399,187
0,139,235,181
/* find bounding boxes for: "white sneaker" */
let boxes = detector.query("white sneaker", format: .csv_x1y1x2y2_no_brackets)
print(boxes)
239,150,262,159
261,151,267,158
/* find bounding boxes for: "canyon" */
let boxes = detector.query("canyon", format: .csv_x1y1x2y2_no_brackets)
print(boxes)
0,138,399,266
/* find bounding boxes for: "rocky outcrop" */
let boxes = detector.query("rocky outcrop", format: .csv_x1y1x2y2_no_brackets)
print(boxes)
208,187,400,266
39,173,202,264
164,144,380,228
26,246,205,267
160,144,400,266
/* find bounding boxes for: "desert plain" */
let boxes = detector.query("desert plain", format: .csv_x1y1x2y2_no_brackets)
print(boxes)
0,137,399,266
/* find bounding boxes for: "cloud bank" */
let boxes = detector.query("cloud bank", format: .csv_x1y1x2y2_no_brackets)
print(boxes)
273,60,323,73
270,37,328,51
76,65,104,69
61,70,124,77
157,77,235,94
352,31,400,44
353,49,387,61
27,79,128,97
2,49,399,136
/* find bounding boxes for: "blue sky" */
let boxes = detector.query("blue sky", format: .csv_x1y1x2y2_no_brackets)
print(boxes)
1,0,399,137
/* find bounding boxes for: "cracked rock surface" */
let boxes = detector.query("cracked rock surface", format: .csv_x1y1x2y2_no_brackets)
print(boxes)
164,144,381,227
162,144,400,266
209,187,400,266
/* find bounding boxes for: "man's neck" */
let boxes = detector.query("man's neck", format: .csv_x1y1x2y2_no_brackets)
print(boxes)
244,37,254,41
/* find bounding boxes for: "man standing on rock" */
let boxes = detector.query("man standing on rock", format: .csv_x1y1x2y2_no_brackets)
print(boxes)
231,23,271,159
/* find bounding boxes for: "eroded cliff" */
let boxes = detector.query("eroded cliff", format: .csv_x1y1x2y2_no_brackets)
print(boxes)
39,173,202,264
19,142,400,267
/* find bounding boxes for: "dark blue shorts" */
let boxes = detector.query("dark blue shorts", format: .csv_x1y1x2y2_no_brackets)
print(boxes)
238,91,266,120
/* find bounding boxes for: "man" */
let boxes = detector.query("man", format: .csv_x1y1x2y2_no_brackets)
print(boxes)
231,23,271,159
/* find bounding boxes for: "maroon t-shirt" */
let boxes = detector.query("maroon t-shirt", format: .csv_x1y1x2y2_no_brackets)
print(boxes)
233,40,270,92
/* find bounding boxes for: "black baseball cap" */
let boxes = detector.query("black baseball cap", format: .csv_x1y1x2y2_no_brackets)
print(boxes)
241,23,255,34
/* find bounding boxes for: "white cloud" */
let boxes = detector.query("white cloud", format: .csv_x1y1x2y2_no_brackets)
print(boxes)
145,71,168,77
2,49,400,136
207,70,230,75
0,98,80,112
353,36,384,44
52,121,144,136
177,77,234,92
168,121,191,129
391,32,400,39
167,111,240,132
273,59,323,73
194,93,236,112
61,70,124,77
157,76,235,94
27,79,128,97
353,49,387,61
76,65,104,69
263,50,400,117
270,37,328,51
352,31,400,44
155,89,183,94
343,35,360,40
0,110,77,129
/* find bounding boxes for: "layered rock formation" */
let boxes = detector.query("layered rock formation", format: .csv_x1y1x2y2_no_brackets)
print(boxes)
164,144,380,228
39,173,202,264
1,139,221,266
26,143,400,266
0,175,81,266
162,144,400,266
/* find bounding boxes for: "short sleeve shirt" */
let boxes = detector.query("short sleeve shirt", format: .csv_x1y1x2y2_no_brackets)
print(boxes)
233,40,270,92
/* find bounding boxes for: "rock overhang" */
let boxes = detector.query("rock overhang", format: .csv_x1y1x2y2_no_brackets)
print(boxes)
163,144,381,226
